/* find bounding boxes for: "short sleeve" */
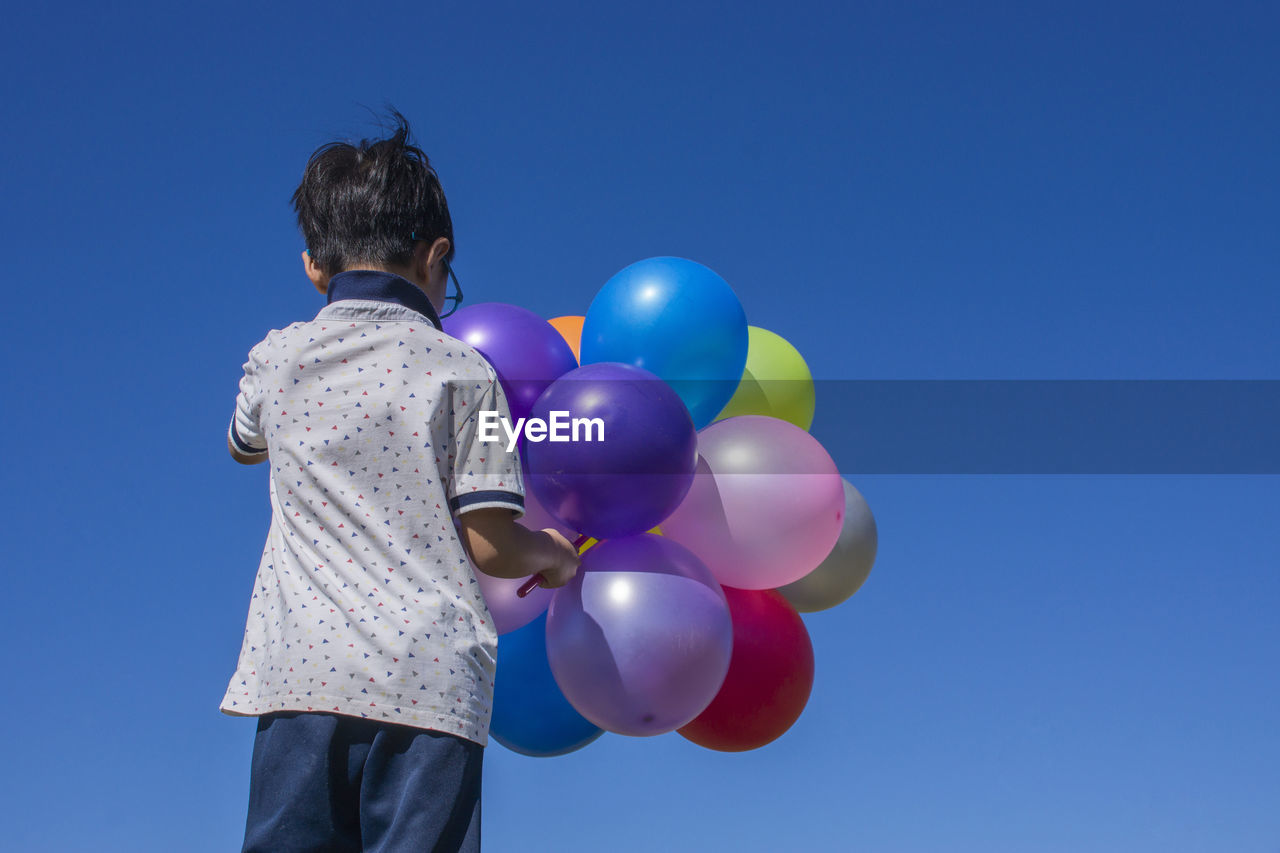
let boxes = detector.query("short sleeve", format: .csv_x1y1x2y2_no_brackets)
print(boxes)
447,371,526,518
228,345,269,458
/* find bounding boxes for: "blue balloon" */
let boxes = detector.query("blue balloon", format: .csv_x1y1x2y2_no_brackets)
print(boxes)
581,257,748,429
490,611,605,757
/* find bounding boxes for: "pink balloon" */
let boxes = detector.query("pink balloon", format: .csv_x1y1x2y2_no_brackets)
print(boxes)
660,415,844,589
474,571,550,636
473,468,579,635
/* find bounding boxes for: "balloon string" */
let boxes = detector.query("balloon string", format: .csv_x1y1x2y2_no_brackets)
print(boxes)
516,534,591,598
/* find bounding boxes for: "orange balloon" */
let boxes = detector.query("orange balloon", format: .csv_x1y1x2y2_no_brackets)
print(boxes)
548,315,585,364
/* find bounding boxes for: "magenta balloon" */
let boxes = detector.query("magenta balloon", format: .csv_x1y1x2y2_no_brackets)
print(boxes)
660,415,845,589
545,535,733,737
443,302,579,422
472,464,578,636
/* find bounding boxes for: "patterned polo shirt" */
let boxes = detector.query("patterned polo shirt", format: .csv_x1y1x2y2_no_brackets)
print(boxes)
220,270,524,746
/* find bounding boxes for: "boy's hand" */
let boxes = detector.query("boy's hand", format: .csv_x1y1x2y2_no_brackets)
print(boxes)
458,508,580,585
227,433,269,465
535,529,581,589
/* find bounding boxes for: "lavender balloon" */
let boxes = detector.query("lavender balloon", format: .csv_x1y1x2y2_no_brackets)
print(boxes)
660,415,845,590
524,362,698,539
443,303,579,423
546,534,733,736
472,470,578,634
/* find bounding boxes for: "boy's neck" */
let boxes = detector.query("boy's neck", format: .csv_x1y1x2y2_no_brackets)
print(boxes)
340,263,442,314
326,268,444,330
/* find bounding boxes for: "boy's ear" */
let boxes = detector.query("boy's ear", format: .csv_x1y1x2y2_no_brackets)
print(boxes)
410,240,433,279
430,236,451,264
412,237,450,277
303,251,329,295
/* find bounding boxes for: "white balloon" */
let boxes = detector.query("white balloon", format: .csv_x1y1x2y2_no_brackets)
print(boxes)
776,479,877,612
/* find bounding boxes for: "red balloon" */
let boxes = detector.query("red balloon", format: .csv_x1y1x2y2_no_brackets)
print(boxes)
677,586,814,751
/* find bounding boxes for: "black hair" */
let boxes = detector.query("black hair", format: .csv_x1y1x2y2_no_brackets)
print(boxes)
292,109,454,275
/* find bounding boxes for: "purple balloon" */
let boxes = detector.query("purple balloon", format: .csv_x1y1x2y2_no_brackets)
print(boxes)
524,362,697,539
443,303,579,423
546,535,733,736
515,460,580,541
472,463,580,635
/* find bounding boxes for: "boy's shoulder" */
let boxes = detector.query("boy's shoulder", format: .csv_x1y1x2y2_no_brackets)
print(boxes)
427,329,500,380
248,317,308,345
253,314,499,385
242,320,307,364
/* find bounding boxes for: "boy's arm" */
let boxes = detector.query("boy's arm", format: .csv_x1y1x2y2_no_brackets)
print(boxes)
449,373,578,585
445,374,525,516
228,342,270,465
459,508,580,588
228,433,268,465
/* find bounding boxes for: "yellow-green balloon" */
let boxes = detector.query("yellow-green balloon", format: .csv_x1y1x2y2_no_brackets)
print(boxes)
713,326,815,430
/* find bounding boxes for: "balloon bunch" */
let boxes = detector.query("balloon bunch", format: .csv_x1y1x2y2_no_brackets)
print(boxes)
444,257,878,755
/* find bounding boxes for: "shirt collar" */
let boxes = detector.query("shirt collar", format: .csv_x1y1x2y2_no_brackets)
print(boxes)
326,269,443,330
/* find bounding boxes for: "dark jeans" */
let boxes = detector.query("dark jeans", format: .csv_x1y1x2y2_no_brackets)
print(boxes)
241,711,484,853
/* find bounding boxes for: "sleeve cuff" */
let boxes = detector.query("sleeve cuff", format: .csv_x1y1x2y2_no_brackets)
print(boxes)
228,421,268,456
449,490,526,519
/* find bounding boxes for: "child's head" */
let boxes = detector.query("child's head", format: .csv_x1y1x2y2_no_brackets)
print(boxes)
292,110,455,282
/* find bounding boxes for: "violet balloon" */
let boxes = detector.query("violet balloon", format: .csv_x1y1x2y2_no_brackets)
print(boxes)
443,302,579,423
523,362,697,539
545,534,733,737
660,415,845,590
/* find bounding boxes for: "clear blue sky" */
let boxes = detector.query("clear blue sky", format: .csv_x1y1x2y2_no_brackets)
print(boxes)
2,2,1276,851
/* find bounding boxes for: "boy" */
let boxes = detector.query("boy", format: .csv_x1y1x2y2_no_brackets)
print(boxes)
222,113,580,853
